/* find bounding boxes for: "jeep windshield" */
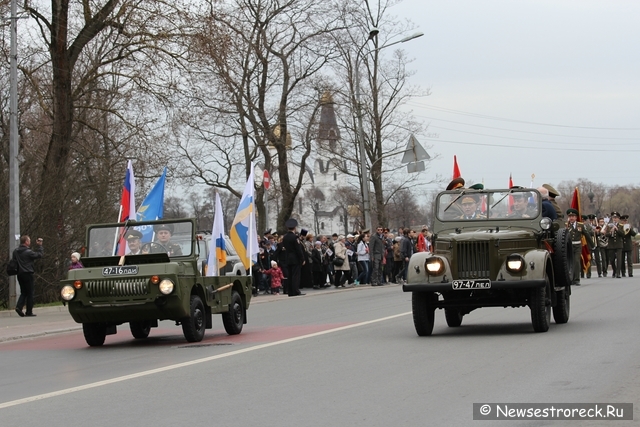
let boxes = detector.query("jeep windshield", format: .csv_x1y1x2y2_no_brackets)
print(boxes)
86,220,194,257
436,189,541,221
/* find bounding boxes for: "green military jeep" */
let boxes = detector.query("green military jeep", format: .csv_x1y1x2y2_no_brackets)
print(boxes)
403,188,573,336
60,218,252,346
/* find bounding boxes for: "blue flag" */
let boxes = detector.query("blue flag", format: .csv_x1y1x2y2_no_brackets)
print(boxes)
230,163,259,270
136,167,166,242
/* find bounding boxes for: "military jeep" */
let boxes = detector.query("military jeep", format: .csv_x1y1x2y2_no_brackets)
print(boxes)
403,188,573,336
60,218,252,346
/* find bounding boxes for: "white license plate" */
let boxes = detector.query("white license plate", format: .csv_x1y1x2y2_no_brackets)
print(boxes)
102,266,138,276
452,279,491,290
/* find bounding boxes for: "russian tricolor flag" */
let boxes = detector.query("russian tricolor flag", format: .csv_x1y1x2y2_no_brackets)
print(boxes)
116,160,136,255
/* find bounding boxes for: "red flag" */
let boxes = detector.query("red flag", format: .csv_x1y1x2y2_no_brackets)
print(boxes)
570,187,591,273
453,155,461,179
508,173,514,213
116,160,136,255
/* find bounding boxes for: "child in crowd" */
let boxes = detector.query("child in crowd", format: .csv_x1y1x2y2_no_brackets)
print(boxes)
69,252,83,270
264,260,284,295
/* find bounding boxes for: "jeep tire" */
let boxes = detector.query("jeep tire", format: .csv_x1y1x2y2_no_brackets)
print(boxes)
182,295,206,342
130,320,152,339
222,291,244,335
530,279,551,332
552,286,570,324
444,308,463,327
412,292,436,336
552,228,574,287
83,323,107,347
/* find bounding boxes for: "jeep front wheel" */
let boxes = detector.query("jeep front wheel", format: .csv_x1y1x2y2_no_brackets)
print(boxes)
530,279,551,332
412,292,436,336
130,321,151,339
222,291,245,335
552,286,570,324
445,308,463,327
182,295,206,342
552,228,574,287
83,323,107,347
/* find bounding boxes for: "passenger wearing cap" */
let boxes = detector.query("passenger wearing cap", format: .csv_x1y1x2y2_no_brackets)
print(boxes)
606,212,625,278
153,223,183,256
566,208,590,285
446,177,465,191
542,183,563,219
507,191,534,218
458,194,486,220
620,215,637,277
125,229,143,255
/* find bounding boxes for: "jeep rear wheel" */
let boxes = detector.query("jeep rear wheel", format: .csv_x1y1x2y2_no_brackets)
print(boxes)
182,295,206,342
530,279,551,332
83,323,107,347
130,321,151,339
552,286,570,324
444,308,463,327
552,228,574,287
412,292,436,336
222,291,244,335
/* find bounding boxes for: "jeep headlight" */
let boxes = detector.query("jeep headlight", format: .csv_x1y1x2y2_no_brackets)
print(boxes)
506,254,525,273
158,279,175,295
425,257,445,275
540,217,552,230
61,285,76,301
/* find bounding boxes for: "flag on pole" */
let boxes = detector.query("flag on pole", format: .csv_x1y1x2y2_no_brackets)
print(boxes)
136,167,167,243
508,173,514,213
453,155,461,179
119,160,136,222
570,187,591,273
116,160,136,255
207,192,227,276
230,163,259,270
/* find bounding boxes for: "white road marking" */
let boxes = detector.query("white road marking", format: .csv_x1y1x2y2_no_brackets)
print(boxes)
0,312,410,409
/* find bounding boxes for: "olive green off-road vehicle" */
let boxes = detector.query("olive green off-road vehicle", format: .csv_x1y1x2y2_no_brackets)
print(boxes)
61,218,252,346
403,188,573,336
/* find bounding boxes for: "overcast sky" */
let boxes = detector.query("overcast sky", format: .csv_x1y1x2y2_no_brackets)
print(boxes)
389,0,639,191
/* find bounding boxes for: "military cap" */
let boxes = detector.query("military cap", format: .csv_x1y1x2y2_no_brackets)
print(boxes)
611,212,620,218
446,177,465,191
153,223,174,234
300,228,308,237
468,183,484,190
581,215,588,220
588,214,596,219
285,218,298,229
361,228,370,235
542,184,560,198
566,208,579,216
264,229,272,236
511,190,528,199
620,215,629,220
125,229,143,240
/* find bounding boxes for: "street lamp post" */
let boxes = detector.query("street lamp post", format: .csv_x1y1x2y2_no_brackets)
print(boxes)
354,31,423,231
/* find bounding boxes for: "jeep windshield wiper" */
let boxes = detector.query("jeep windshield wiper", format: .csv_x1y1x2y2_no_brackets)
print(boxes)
491,190,514,209
444,191,466,212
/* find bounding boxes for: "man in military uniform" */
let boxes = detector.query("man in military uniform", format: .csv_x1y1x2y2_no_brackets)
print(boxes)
542,184,563,219
154,224,183,256
620,215,637,277
566,208,590,286
580,215,595,278
507,192,535,218
594,217,609,277
605,212,625,278
125,229,143,255
458,194,486,220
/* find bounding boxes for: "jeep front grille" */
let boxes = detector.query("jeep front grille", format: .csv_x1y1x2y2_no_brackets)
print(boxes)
86,278,149,298
456,241,490,279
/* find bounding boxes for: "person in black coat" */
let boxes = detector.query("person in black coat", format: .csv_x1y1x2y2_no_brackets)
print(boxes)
281,219,306,297
13,235,44,317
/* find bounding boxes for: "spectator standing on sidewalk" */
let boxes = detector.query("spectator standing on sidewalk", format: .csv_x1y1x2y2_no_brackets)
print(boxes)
397,229,413,283
264,261,285,295
369,226,385,286
356,234,371,285
14,235,44,317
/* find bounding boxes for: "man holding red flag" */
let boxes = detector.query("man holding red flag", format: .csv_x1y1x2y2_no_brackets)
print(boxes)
566,187,592,285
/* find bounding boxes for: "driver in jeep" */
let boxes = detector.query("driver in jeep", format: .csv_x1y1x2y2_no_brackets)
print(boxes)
458,194,486,220
154,224,183,256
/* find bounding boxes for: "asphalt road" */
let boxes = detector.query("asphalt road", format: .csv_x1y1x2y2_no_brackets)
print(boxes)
0,278,638,427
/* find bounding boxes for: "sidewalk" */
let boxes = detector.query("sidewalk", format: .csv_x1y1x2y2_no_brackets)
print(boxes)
0,283,391,343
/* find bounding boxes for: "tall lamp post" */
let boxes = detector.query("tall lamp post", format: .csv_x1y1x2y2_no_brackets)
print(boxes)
354,30,423,231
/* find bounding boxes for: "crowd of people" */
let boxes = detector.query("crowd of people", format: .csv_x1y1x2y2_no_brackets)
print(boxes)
250,219,434,296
